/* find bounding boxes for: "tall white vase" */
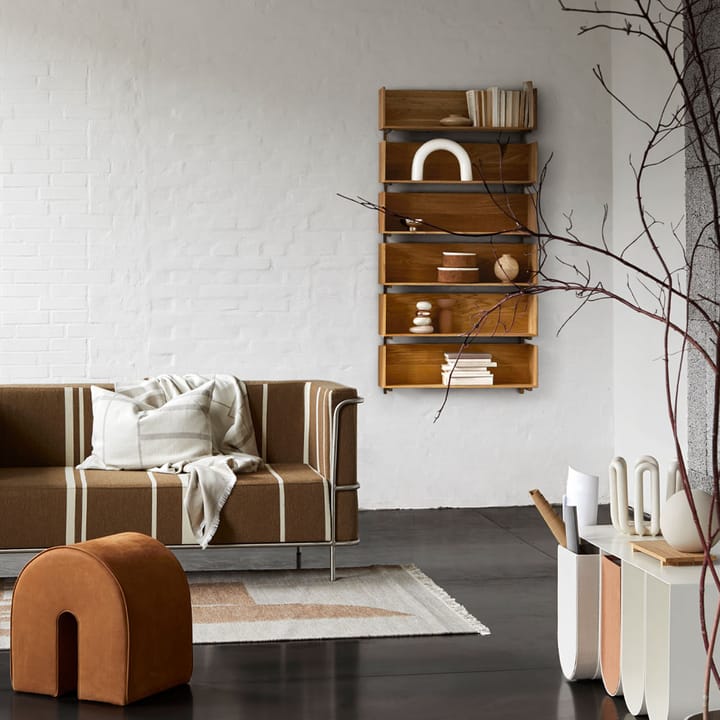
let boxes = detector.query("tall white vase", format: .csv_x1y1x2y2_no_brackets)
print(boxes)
565,466,599,530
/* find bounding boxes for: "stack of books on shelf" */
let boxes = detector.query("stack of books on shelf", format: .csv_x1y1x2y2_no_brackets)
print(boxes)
441,352,497,386
465,81,534,129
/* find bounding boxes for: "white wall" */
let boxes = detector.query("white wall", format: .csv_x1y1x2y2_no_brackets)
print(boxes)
610,13,687,491
0,0,618,508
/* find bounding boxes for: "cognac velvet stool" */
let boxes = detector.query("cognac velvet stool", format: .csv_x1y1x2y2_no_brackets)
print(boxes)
10,532,193,705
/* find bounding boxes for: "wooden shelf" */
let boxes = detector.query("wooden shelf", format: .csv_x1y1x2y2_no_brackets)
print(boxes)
379,342,538,389
379,242,538,286
379,192,537,235
379,87,537,132
380,141,537,185
379,293,537,338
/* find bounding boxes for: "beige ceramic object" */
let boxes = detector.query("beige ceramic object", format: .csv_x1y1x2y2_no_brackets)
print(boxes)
493,253,520,283
661,489,716,553
439,114,472,126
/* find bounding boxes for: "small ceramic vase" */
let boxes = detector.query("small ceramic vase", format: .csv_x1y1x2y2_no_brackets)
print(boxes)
493,253,520,283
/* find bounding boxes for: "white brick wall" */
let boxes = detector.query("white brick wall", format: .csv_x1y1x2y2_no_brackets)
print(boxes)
0,0,627,508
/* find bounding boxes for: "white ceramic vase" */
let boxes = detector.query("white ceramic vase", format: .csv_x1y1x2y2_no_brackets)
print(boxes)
662,488,715,553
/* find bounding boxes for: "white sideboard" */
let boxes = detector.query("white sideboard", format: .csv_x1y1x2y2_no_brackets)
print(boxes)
558,525,720,720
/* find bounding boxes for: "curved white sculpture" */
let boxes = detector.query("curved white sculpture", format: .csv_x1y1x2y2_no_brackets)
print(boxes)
410,138,472,181
634,455,661,536
666,459,682,500
609,456,631,534
609,455,661,536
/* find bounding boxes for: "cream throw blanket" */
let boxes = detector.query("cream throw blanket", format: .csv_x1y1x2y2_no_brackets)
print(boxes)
79,374,262,548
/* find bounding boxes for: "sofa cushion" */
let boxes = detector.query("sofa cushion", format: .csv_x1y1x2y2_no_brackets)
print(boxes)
0,464,358,549
87,382,214,469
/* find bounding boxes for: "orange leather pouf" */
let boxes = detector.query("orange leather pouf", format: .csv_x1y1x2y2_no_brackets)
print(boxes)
10,532,193,705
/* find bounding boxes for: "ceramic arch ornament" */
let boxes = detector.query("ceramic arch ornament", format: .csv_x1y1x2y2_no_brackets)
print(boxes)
609,455,661,536
410,138,473,181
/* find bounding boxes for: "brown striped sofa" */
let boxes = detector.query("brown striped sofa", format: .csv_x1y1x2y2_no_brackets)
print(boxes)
0,381,361,579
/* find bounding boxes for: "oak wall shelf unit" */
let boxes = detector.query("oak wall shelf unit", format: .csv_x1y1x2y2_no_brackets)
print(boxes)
377,86,540,392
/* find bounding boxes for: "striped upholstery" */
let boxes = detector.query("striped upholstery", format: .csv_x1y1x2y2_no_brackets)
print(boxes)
0,381,359,550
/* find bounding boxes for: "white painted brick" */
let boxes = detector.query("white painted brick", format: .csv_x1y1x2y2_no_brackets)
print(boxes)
40,242,85,257
50,338,86,353
0,63,48,78
0,243,38,256
2,119,48,133
1,201,49,215
0,284,42,297
48,367,85,379
0,338,48,351
12,159,62,173
48,91,87,106
50,200,88,215
46,350,84,365
50,174,87,187
50,145,87,160
65,269,110,284
0,91,50,105
4,174,49,188
12,270,63,283
41,187,88,201
2,146,49,160
0,352,41,366
49,256,86,270
16,325,64,339
62,159,110,174
12,216,60,229
0,257,46,271
0,297,39,311
0,132,41,145
1,311,49,324
46,131,87,146
60,215,112,229
37,77,86,92
51,310,88,324
0,188,38,201
50,119,87,132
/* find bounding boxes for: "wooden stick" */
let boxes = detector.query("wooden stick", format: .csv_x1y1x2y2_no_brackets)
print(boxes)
529,488,567,547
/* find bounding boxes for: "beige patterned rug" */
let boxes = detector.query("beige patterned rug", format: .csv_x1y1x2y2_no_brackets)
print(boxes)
0,565,489,647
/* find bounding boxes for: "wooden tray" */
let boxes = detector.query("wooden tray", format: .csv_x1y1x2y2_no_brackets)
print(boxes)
631,539,714,566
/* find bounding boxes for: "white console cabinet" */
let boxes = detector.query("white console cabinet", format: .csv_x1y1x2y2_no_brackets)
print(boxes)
557,525,720,720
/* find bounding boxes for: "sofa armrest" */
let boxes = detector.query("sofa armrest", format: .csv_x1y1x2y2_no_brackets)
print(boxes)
306,381,361,489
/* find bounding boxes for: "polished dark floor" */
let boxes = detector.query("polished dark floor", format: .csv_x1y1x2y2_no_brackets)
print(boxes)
0,507,627,720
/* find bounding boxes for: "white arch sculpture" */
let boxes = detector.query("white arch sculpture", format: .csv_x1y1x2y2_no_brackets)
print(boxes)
609,455,661,536
410,138,472,181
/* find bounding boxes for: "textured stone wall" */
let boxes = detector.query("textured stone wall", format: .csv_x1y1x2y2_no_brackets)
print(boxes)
686,0,720,491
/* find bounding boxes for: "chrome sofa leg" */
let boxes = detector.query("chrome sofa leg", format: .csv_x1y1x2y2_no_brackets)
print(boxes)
330,545,336,582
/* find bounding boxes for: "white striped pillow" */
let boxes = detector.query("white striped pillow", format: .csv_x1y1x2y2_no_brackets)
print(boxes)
89,381,214,470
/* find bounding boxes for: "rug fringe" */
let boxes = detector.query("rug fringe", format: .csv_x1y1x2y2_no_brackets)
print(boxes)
403,564,491,636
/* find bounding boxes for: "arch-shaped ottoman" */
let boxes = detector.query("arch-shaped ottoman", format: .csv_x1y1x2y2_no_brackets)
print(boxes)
10,532,193,705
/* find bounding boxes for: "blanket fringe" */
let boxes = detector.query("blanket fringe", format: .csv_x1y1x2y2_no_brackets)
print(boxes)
198,478,237,549
403,564,491,636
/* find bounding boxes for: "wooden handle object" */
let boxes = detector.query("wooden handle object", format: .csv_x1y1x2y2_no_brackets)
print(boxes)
529,488,567,547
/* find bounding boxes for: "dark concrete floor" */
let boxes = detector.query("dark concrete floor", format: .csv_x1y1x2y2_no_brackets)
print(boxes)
0,507,627,720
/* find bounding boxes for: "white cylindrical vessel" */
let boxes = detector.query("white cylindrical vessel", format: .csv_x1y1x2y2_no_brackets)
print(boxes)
557,545,601,680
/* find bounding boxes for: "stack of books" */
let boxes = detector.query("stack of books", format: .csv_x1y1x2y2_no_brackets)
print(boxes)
441,352,497,386
465,81,534,129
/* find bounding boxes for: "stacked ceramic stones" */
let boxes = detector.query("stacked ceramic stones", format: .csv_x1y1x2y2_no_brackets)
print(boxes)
410,300,433,334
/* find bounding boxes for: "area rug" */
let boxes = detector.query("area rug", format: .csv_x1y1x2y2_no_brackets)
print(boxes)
0,565,489,647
